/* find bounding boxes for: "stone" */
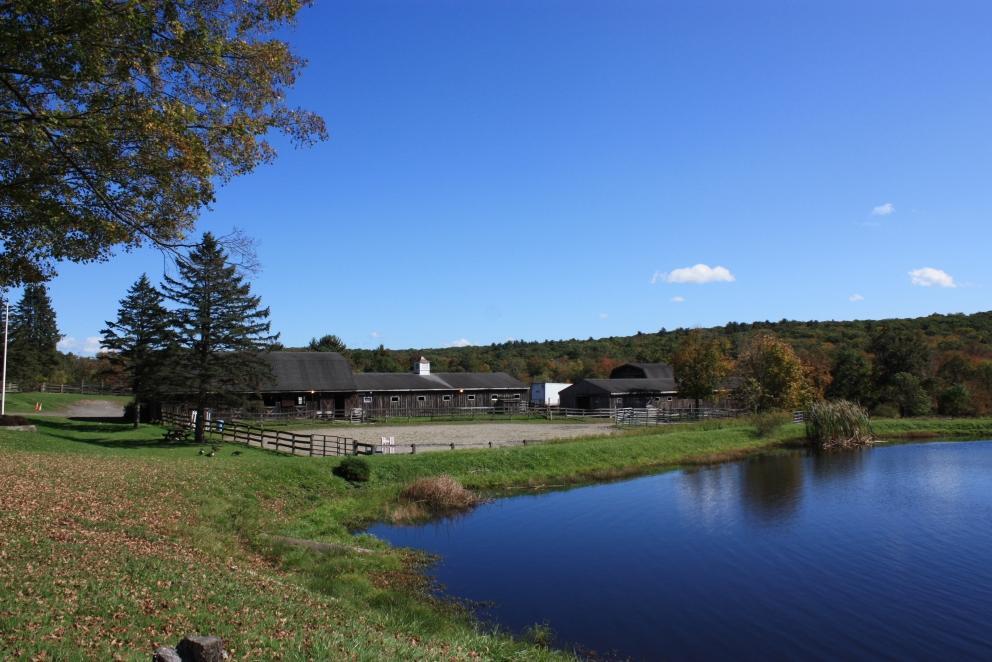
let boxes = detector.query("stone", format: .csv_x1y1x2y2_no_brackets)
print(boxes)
176,635,226,662
152,647,182,662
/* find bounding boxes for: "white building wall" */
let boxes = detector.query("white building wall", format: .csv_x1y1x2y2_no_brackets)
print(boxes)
529,382,572,406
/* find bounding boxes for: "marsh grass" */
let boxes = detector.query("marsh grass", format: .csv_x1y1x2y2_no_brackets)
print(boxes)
805,400,874,449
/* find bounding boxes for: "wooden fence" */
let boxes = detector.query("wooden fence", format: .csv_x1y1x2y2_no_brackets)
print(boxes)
4,382,131,396
161,409,375,457
614,407,745,426
217,404,623,424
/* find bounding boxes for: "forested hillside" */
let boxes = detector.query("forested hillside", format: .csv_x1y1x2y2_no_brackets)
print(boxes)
338,311,992,415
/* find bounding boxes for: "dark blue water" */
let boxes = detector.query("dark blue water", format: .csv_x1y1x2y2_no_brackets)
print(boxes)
368,441,992,660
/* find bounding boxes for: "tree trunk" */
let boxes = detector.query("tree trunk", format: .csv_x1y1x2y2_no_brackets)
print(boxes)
133,401,141,428
195,399,206,443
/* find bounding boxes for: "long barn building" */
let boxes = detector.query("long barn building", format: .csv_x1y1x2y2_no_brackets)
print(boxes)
258,352,528,416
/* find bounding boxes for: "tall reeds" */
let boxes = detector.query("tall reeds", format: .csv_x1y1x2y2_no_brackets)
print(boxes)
805,400,874,449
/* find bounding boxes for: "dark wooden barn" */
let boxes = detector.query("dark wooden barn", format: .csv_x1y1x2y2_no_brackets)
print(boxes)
256,353,527,416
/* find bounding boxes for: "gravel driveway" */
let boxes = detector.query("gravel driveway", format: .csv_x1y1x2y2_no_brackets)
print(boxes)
294,421,619,453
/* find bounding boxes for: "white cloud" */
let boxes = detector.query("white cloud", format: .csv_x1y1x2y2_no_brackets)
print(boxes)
671,296,685,303
654,264,735,285
369,330,381,338
849,294,864,302
598,312,609,320
57,335,103,356
909,267,956,288
872,202,895,216
449,338,473,347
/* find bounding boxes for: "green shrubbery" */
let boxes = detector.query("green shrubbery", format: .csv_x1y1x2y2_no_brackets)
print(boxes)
805,400,874,449
332,457,371,483
750,411,791,438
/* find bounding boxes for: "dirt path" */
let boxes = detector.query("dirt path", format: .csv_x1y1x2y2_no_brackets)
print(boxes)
294,421,619,453
34,399,126,419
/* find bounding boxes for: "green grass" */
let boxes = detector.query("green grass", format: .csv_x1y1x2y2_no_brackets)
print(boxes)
2,414,990,659
1,390,132,414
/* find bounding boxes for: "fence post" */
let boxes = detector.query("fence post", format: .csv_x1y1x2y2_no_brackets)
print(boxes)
411,443,416,454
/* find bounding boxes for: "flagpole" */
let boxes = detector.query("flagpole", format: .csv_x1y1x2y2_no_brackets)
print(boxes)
1,300,8,416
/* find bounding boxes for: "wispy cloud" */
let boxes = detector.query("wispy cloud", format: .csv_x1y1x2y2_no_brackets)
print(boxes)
652,264,735,285
57,336,102,356
849,294,864,302
671,296,685,303
369,330,381,339
598,312,609,320
909,267,956,288
872,202,895,216
449,338,473,347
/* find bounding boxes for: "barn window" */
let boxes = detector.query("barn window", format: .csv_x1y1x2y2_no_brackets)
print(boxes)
667,396,673,402
362,396,373,404
467,394,475,401
512,394,520,400
297,396,304,405
417,395,426,403
442,394,452,402
390,396,400,404
491,395,499,401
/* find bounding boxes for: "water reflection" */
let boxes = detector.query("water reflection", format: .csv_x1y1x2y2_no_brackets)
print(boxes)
739,453,804,522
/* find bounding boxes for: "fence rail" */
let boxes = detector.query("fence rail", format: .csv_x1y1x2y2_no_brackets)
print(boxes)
161,409,375,457
202,404,630,424
3,382,131,396
614,407,745,426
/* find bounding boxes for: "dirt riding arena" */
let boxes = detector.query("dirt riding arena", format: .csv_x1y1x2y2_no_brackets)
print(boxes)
294,421,619,453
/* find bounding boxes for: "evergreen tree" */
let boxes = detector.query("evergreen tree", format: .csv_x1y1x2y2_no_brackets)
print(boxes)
308,334,348,354
826,347,874,404
101,274,176,427
8,284,60,384
161,233,278,442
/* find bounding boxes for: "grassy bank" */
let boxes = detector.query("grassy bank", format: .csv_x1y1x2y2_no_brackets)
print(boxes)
1,415,990,659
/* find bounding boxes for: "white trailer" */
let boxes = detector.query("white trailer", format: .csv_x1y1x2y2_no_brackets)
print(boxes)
529,382,572,407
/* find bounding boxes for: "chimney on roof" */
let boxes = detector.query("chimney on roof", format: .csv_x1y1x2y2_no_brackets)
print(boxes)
413,356,430,376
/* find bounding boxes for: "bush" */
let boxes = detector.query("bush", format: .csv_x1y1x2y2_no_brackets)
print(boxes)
750,411,791,438
332,457,371,483
938,384,973,416
805,399,874,450
0,414,31,426
400,475,478,513
871,402,901,418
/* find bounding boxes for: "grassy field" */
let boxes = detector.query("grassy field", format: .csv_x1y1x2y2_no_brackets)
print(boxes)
2,390,132,414
1,414,990,659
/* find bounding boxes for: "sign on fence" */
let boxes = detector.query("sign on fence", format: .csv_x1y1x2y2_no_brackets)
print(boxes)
380,436,396,455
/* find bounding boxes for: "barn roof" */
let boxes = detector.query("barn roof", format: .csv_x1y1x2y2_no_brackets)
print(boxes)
261,352,357,392
562,377,678,396
354,371,526,392
609,363,675,380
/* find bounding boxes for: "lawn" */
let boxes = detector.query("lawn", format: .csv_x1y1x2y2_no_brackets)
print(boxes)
2,414,990,659
2,390,132,414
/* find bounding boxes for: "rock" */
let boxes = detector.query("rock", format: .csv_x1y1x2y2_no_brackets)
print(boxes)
176,635,226,662
152,647,182,662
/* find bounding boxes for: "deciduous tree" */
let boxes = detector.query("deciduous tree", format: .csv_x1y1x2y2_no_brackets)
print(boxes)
733,333,807,412
0,0,326,286
671,330,732,407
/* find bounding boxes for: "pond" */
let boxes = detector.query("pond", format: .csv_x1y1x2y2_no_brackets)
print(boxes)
368,441,992,659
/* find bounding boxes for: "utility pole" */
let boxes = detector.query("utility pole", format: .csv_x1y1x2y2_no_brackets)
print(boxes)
1,300,8,416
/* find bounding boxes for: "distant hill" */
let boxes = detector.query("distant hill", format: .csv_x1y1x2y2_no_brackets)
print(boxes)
340,311,992,385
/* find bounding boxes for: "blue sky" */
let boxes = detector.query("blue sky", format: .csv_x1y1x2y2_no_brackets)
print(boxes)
41,1,992,355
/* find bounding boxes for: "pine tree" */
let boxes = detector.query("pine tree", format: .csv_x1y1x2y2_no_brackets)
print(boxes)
101,274,176,427
161,233,278,441
8,284,61,385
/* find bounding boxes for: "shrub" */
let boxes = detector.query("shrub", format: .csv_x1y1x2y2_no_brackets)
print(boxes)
805,399,874,450
937,384,973,416
871,402,901,418
750,411,791,438
332,457,371,483
400,475,478,513
0,415,31,426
